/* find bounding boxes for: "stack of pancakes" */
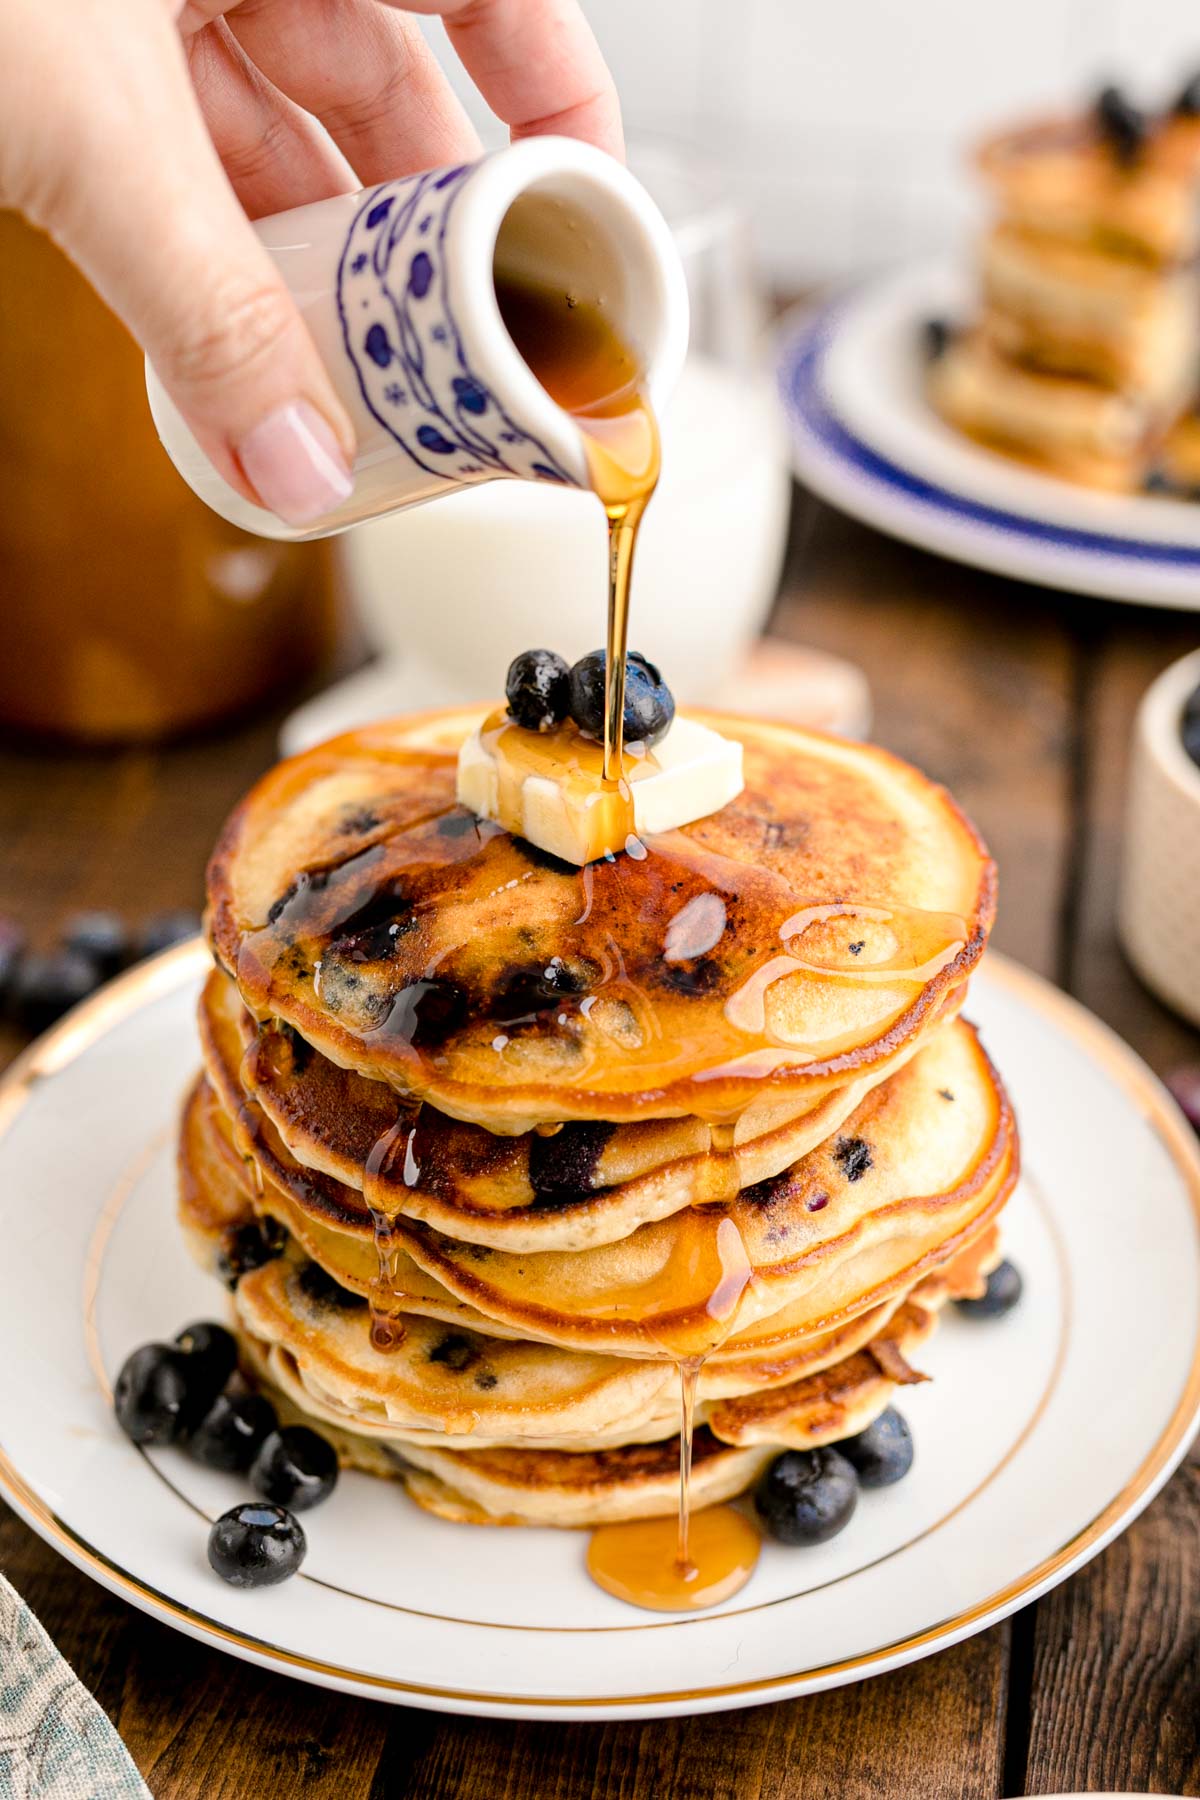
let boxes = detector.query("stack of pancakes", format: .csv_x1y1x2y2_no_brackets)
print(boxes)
930,105,1200,490
180,709,1017,1527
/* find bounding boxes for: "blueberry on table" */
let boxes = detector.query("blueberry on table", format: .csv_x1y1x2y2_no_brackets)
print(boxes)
0,916,26,1005
838,1406,914,1488
114,1343,205,1446
956,1258,1023,1319
568,650,675,748
189,1393,279,1473
207,1503,306,1588
755,1446,858,1546
1165,1064,1200,1132
9,950,101,1033
250,1426,339,1512
1181,683,1200,770
135,910,203,960
174,1320,239,1396
505,649,571,733
922,318,954,362
60,909,129,979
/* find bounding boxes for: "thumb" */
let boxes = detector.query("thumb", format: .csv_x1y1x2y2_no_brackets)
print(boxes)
29,11,355,526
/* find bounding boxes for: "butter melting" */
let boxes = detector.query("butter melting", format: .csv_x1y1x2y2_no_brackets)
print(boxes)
475,708,660,867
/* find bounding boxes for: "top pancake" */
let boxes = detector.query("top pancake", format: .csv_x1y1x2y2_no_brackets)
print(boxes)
976,112,1200,266
208,708,994,1131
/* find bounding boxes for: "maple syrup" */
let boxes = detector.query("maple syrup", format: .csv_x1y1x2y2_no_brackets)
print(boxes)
494,275,660,800
587,1502,761,1613
584,1224,761,1609
363,1104,425,1351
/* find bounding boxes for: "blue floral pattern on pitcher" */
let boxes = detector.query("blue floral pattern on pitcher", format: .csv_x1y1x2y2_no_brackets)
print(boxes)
336,166,579,487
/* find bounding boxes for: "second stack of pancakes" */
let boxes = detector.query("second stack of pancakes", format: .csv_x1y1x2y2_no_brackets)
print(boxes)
180,708,1017,1527
930,92,1200,491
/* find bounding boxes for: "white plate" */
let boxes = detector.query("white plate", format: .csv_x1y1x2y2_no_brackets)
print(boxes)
0,943,1198,1721
776,260,1200,607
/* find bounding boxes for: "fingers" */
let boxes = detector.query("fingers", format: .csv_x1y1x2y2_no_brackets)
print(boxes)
396,0,623,158
34,2,355,523
223,0,482,185
186,20,357,218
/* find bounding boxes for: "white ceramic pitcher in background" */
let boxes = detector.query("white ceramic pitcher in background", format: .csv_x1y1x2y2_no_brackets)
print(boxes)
146,137,690,540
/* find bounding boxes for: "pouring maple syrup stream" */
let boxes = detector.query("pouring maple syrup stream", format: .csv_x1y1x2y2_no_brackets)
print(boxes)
494,275,761,1610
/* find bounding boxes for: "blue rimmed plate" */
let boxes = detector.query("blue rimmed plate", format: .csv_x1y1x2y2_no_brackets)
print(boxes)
777,260,1200,608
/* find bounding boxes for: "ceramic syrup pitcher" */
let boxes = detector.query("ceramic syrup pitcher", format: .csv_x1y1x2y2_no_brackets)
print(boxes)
147,138,689,541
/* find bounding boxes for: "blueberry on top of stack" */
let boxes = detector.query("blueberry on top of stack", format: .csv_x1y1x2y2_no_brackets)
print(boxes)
928,72,1200,495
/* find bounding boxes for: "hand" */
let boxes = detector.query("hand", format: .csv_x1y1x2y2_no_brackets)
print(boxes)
0,0,621,524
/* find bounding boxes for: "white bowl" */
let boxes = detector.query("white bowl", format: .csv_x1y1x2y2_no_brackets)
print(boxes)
1119,647,1200,1026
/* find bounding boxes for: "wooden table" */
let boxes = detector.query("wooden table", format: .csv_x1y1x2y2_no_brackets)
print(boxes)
2,489,1199,1799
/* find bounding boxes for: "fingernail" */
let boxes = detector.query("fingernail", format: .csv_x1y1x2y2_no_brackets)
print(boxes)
236,401,354,526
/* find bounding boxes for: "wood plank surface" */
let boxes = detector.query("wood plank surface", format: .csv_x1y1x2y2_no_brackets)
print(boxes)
1,492,1198,1799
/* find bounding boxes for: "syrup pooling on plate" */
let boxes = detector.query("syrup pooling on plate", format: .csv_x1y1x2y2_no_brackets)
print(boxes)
580,1212,759,1609
582,1224,759,1620
587,1503,762,1614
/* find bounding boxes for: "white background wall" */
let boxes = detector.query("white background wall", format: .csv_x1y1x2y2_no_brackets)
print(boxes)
422,0,1200,284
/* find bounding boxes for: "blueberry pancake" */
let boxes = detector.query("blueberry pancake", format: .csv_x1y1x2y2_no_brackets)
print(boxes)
976,111,1200,266
207,710,993,1131
368,1021,1015,1359
180,697,1019,1545
979,222,1199,395
200,968,966,1255
236,1276,965,1528
179,1067,1001,1393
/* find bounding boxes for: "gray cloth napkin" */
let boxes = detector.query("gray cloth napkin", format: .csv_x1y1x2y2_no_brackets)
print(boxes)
0,1570,151,1800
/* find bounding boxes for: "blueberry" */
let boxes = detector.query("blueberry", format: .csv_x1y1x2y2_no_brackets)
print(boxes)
250,1425,339,1512
174,1320,239,1397
505,649,571,733
207,1502,306,1588
922,318,954,362
1165,1064,1200,1131
755,1446,858,1546
1172,72,1200,116
188,1393,278,1473
838,1406,914,1488
113,1343,205,1446
0,917,26,1006
61,910,129,979
1181,683,1200,770
216,1217,287,1289
1095,85,1147,163
568,650,675,748
10,950,102,1033
385,976,467,1048
135,910,202,960
956,1258,1023,1319
492,956,590,1023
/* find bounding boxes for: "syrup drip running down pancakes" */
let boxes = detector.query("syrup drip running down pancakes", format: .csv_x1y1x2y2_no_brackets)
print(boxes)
182,704,1016,1612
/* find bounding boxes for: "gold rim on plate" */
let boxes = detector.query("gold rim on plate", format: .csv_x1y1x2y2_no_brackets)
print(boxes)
0,940,1197,1711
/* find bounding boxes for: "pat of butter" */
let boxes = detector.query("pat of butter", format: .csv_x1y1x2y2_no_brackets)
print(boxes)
456,711,745,864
